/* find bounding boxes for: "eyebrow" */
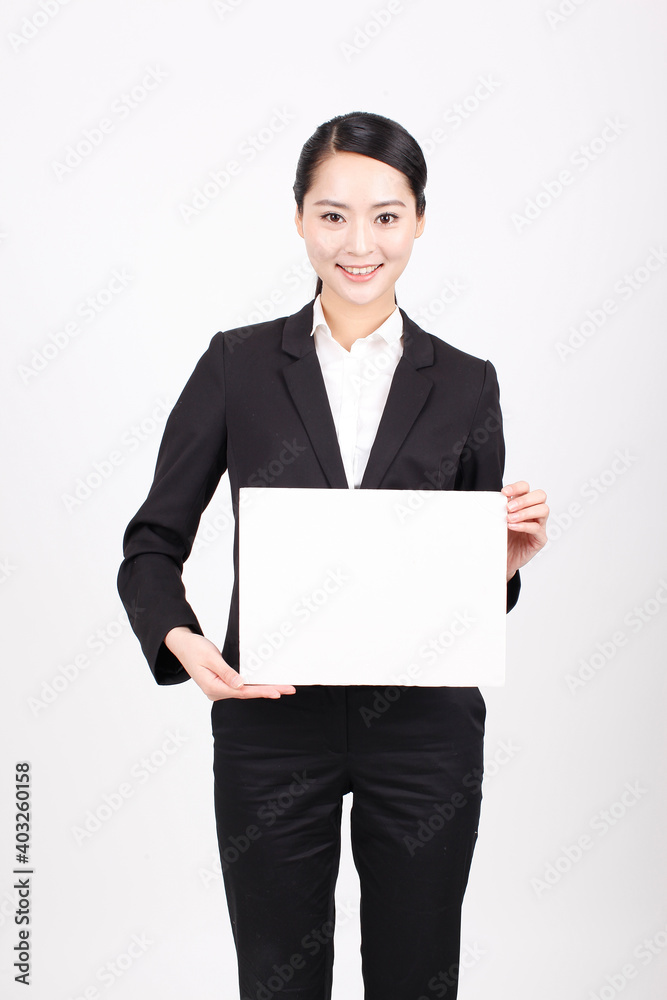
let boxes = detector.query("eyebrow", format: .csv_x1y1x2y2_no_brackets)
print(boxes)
312,199,407,209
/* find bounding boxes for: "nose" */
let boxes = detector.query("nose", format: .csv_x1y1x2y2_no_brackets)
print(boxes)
345,218,375,257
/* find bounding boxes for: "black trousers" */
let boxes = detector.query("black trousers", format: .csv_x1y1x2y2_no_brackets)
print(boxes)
211,685,486,1000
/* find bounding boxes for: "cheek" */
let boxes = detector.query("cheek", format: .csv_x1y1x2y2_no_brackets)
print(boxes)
379,232,414,262
308,233,340,260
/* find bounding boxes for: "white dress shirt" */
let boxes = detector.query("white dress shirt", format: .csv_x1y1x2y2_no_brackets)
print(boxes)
310,293,404,489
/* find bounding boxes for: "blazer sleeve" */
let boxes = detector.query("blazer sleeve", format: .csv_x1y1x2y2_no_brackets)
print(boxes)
457,358,521,614
117,332,228,684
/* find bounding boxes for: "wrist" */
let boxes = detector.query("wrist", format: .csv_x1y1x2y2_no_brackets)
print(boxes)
164,625,194,653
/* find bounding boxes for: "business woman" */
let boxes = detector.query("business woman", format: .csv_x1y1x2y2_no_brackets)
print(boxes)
118,111,548,1000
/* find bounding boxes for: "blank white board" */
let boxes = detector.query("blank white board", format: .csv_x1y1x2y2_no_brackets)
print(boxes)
238,487,508,686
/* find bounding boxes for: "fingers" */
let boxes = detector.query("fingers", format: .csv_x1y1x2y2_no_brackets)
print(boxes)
237,684,298,699
504,484,548,514
507,515,548,533
169,632,296,701
507,499,549,527
501,480,531,499
218,663,246,689
205,660,297,700
190,662,296,701
503,483,549,540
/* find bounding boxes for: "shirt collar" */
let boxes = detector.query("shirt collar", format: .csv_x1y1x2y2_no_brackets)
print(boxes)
309,293,403,346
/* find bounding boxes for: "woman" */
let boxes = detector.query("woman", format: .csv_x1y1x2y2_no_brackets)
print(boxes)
118,111,548,1000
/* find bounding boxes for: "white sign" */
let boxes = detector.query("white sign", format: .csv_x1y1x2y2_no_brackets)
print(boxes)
239,488,508,686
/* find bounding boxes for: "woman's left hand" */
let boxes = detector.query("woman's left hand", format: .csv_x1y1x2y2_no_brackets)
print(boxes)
501,481,549,582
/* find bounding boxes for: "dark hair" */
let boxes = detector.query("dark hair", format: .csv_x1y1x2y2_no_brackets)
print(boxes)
293,111,427,298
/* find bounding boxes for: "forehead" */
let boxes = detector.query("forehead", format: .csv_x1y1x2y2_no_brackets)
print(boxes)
306,151,414,205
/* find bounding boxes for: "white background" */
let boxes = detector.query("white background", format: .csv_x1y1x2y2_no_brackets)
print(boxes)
2,1,666,998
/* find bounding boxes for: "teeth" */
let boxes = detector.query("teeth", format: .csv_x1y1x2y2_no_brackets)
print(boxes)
340,264,381,275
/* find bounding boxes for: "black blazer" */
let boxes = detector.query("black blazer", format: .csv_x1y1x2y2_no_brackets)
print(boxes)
117,298,520,685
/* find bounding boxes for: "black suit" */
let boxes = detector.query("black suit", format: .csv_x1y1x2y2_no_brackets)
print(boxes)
118,297,519,682
117,298,521,1000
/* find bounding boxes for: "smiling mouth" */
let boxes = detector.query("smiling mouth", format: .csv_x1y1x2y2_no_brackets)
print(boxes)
337,264,383,275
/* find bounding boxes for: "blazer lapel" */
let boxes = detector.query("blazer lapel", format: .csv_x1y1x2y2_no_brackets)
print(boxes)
282,299,435,490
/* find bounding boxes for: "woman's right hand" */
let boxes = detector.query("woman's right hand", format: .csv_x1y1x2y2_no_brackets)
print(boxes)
164,626,296,701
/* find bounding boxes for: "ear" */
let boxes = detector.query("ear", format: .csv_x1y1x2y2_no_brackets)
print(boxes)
294,205,304,239
415,212,426,238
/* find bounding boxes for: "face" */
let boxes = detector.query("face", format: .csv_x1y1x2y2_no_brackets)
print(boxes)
295,151,425,310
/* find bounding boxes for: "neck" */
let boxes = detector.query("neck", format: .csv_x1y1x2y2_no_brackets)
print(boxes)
319,287,397,352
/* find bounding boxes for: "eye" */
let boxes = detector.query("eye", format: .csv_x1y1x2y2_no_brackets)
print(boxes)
321,212,344,223
376,213,398,224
